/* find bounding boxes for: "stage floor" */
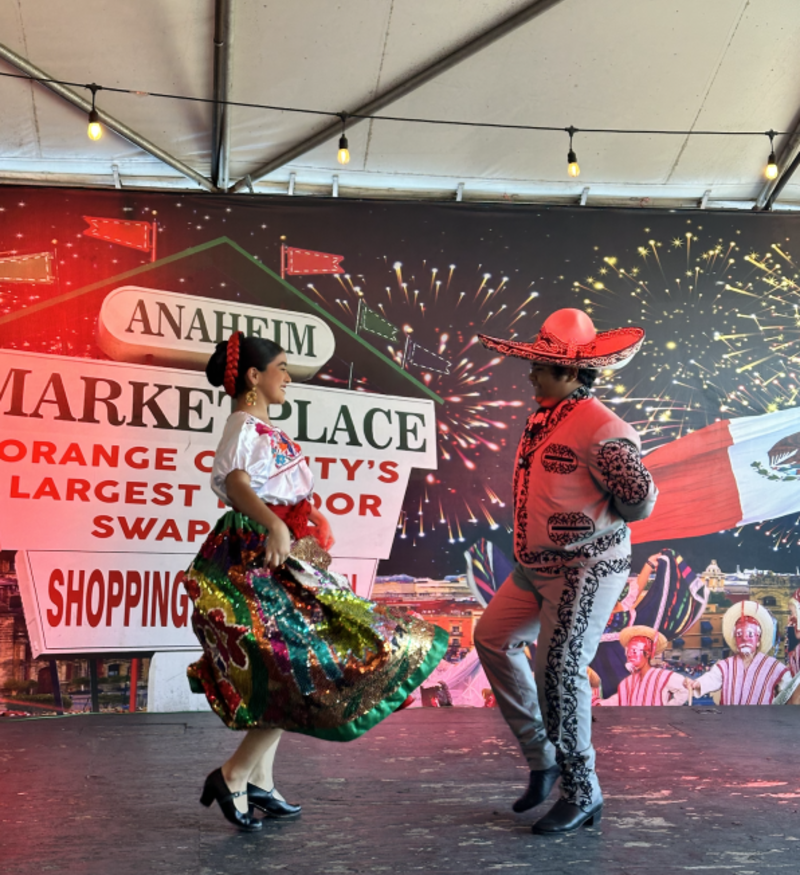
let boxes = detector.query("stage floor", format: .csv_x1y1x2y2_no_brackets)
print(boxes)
1,706,798,875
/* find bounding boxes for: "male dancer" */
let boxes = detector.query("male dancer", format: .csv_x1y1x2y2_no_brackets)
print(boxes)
474,308,657,834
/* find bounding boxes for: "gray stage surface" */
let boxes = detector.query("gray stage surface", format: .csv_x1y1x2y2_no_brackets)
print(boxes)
1,706,798,875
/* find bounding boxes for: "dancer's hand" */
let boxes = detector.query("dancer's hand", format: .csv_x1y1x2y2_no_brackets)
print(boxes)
683,677,701,693
309,506,335,550
263,519,292,570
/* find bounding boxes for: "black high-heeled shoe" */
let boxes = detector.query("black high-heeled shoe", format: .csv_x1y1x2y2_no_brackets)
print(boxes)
200,768,263,831
247,783,302,818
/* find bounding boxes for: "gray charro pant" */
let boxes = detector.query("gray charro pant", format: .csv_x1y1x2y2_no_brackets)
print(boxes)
474,558,628,810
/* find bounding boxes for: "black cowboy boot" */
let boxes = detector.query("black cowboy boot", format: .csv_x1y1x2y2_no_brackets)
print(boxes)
531,796,603,834
512,765,560,813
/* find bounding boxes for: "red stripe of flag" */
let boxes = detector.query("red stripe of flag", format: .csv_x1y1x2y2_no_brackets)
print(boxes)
631,419,742,543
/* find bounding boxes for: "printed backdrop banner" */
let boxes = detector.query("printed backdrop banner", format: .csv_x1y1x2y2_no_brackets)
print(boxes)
0,347,435,654
1,188,799,706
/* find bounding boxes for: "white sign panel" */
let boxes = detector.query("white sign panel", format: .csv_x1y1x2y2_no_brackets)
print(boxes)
97,286,336,380
16,550,198,655
0,348,437,654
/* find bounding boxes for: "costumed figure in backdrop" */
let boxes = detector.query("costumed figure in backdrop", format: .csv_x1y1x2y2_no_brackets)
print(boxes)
473,309,657,835
592,550,708,700
775,588,800,704
597,625,687,707
184,332,448,831
786,588,800,677
686,601,790,705
588,667,603,706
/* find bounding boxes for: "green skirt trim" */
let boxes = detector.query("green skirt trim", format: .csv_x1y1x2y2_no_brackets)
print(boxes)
296,624,450,742
189,624,449,741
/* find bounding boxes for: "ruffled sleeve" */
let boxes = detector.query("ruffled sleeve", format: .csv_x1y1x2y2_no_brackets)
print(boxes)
210,412,314,507
210,413,266,505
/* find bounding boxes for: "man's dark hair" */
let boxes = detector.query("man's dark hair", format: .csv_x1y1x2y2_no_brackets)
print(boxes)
548,364,599,388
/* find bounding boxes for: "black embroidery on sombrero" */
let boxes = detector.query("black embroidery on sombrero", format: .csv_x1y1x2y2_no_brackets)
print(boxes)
543,559,629,809
514,387,590,563
518,526,628,567
479,330,644,368
547,512,595,546
597,439,652,505
541,443,579,475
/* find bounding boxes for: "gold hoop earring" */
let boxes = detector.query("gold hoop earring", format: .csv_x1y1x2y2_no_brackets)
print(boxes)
245,386,258,406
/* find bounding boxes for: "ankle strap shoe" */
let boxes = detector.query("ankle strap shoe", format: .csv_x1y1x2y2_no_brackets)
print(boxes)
200,768,262,831
247,783,302,818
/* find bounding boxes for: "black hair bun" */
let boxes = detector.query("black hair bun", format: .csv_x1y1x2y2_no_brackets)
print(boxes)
205,340,228,387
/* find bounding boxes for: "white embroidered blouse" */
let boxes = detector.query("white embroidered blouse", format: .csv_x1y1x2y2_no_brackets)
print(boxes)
210,411,315,507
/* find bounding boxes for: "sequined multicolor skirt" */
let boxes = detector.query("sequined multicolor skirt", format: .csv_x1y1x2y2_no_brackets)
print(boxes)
184,511,448,740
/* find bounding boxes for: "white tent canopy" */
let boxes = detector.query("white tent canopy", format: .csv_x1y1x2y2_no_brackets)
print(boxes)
2,0,800,209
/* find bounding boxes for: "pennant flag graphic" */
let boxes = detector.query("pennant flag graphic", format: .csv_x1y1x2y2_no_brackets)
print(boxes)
357,300,398,341
632,405,800,543
283,246,344,276
83,216,153,252
0,251,54,284
406,339,452,375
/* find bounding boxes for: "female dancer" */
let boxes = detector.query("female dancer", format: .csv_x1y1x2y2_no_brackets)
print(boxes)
186,332,448,831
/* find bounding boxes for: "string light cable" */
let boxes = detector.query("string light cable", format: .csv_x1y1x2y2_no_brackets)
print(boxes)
0,68,788,179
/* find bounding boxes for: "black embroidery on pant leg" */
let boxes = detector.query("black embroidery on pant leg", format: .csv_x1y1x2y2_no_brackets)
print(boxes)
597,439,652,505
543,559,630,809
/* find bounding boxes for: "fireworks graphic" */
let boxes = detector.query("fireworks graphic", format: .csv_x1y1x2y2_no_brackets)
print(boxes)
305,257,543,551
572,219,800,553
302,216,800,561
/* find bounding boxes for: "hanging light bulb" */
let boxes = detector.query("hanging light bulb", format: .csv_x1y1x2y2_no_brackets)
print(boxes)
87,84,102,141
566,126,580,178
766,154,778,180
567,149,580,178
765,129,778,180
337,134,350,165
87,110,102,141
337,112,350,165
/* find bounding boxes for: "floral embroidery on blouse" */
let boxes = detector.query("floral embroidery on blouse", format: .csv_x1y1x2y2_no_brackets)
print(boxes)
254,421,303,473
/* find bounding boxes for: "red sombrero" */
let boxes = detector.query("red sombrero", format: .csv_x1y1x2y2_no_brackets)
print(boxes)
478,308,645,370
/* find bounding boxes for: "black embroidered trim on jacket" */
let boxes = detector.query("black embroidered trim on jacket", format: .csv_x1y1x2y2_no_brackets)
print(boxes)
514,387,590,564
596,439,652,506
518,524,628,567
547,512,595,546
541,443,579,475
